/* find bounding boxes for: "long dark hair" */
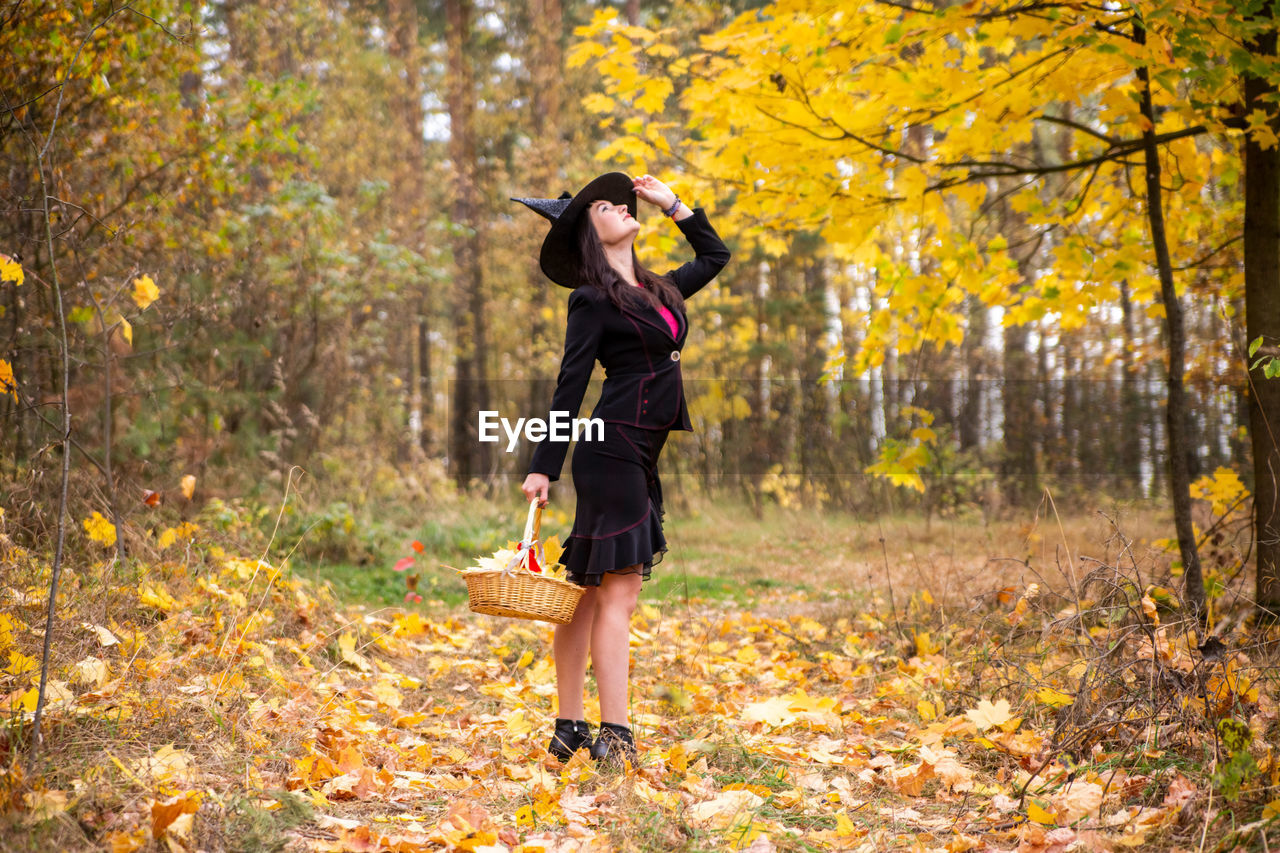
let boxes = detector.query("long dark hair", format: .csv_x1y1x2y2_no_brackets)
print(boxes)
574,212,685,314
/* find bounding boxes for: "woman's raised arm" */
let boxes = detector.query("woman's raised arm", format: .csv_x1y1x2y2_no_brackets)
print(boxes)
665,208,731,299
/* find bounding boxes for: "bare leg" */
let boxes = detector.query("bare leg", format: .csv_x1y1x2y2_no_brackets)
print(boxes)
591,569,643,725
553,586,596,720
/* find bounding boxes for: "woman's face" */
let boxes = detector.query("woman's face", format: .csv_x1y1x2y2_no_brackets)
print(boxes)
587,198,639,248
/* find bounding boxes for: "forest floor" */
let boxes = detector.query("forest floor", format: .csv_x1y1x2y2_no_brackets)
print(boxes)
1,496,1278,851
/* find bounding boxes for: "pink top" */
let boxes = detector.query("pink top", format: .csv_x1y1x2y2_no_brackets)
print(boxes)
635,282,680,338
656,303,680,338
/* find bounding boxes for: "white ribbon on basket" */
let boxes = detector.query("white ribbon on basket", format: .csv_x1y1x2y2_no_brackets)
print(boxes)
501,499,545,576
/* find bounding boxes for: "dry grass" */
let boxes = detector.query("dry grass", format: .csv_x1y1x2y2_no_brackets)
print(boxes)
659,493,1175,609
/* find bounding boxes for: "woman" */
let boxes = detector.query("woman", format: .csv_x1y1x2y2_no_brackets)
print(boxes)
512,172,730,764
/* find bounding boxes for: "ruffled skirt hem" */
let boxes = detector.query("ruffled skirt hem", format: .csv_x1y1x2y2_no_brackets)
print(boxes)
561,506,666,587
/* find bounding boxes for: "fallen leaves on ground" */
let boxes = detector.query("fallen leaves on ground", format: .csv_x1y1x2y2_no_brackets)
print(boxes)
1,541,1275,852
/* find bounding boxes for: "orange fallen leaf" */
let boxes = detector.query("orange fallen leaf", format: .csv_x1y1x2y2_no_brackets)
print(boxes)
150,791,200,840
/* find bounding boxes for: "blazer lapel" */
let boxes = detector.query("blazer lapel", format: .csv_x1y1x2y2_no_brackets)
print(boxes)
620,301,683,344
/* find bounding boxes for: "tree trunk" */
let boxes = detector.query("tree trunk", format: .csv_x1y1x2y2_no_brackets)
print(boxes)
1135,27,1205,616
995,166,1041,506
1244,13,1280,619
387,0,433,454
1119,279,1143,495
1059,330,1078,485
748,257,769,517
800,248,832,506
958,294,985,451
1002,320,1037,504
444,0,489,485
520,0,563,484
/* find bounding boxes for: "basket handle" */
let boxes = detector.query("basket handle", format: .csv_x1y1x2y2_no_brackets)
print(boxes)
517,498,545,574
522,498,543,547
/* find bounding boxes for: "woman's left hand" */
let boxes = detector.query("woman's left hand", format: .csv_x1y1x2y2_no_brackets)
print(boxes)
632,174,676,211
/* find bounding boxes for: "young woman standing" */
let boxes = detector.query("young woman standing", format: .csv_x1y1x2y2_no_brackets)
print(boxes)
513,172,730,764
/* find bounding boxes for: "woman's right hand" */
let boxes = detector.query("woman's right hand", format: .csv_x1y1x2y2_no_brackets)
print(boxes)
522,473,550,506
632,174,676,211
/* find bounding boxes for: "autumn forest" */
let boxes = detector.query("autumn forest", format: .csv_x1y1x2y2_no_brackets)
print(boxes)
3,0,1280,850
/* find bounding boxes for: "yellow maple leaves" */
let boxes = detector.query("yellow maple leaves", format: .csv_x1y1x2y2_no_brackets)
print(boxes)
131,274,159,310
7,649,37,676
0,255,19,395
573,0,1242,396
1246,108,1280,150
742,689,840,730
138,583,179,611
965,697,1019,732
157,522,199,550
82,510,117,547
1034,687,1074,708
1190,466,1249,517
7,502,1270,851
865,409,939,492
0,252,23,286
0,358,15,401
337,632,372,672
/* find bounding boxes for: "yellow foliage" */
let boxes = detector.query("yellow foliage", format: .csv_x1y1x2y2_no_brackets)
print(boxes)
0,358,15,401
1247,109,1280,150
582,92,614,114
131,274,159,310
0,253,23,286
569,0,1240,378
1034,688,1074,708
1190,467,1249,517
83,511,117,547
966,698,1016,732
866,439,930,492
1027,799,1057,825
7,649,37,676
4,688,38,713
0,496,1258,853
138,583,179,611
157,522,199,550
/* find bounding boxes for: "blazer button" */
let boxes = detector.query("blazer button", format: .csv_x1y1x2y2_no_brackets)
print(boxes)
670,351,680,362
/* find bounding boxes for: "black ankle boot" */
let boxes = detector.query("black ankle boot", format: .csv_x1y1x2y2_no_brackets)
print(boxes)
548,718,592,761
589,722,637,764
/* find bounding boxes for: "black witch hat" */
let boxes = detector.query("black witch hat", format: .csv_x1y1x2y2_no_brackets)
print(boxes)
511,172,637,288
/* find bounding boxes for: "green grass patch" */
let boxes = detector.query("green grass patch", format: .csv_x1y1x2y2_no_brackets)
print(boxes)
306,560,470,609
648,566,806,607
304,497,825,610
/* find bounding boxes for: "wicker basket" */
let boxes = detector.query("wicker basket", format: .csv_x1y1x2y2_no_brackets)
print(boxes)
463,500,584,624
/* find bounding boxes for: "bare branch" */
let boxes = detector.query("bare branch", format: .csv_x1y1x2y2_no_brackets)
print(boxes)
1173,234,1243,271
1035,114,1121,146
41,4,136,160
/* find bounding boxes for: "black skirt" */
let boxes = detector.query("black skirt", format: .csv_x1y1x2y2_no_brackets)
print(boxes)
560,422,669,587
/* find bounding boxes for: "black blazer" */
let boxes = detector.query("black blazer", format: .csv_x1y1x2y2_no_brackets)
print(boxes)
528,208,731,481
